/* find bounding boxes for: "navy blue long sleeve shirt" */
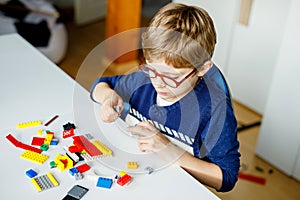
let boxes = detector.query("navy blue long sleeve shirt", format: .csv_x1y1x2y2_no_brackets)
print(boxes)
90,65,240,192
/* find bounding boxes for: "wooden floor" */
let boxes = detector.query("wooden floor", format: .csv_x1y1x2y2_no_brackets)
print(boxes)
57,17,300,200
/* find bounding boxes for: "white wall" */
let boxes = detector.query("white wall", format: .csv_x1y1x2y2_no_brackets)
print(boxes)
256,0,300,178
173,0,292,114
173,0,240,74
227,0,291,113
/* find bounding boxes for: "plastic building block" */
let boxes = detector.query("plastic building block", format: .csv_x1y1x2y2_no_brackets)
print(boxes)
69,168,79,176
93,140,113,156
74,172,83,180
20,150,49,164
68,145,83,153
117,174,132,186
44,132,54,145
44,115,59,126
50,138,59,145
63,146,80,163
96,177,113,189
63,122,76,130
6,134,21,147
66,185,89,200
18,142,43,153
63,128,74,139
40,144,49,151
30,172,59,192
120,170,127,177
127,161,138,169
73,135,102,156
144,166,154,175
76,163,90,173
31,137,45,146
37,129,43,136
238,172,266,185
85,133,93,140
114,175,121,180
17,120,41,128
50,161,57,168
80,153,103,162
6,134,42,153
54,154,73,171
26,169,37,178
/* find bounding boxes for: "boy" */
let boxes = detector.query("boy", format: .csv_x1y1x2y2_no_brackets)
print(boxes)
90,3,240,192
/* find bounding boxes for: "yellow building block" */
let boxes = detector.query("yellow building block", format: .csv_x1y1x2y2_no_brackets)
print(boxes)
127,161,138,169
30,172,59,192
37,129,43,136
46,172,59,186
54,154,73,171
120,170,127,177
20,150,49,164
17,120,41,128
44,133,54,145
92,140,113,156
30,178,42,192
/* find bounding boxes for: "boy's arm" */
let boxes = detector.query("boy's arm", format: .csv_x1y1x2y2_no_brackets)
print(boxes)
92,82,116,104
91,82,124,122
176,152,223,190
185,102,240,192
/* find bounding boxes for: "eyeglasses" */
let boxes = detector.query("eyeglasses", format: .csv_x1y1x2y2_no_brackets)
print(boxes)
139,64,197,88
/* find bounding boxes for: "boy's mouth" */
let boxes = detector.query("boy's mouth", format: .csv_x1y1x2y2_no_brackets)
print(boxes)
157,91,168,96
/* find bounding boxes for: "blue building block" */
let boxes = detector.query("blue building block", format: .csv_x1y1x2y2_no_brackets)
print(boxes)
69,167,79,176
26,169,37,178
96,177,113,189
50,139,59,145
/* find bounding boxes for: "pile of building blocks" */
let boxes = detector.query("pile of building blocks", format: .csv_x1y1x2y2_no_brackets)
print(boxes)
5,118,147,197
31,131,59,152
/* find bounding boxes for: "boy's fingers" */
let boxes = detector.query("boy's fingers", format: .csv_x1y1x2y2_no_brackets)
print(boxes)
126,125,154,138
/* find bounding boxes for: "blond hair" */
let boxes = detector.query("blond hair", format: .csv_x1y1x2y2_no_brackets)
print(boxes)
142,3,216,69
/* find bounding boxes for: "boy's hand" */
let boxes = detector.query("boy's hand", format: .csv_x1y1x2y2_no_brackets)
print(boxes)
126,121,171,152
99,91,124,123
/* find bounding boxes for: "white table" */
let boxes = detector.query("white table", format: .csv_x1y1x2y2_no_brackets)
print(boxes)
0,34,219,200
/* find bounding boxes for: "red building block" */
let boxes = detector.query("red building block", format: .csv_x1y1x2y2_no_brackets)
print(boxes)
72,136,102,156
6,134,42,153
31,137,45,146
68,145,83,153
76,163,90,173
18,143,43,153
6,134,21,147
117,174,132,186
238,172,266,185
63,128,74,139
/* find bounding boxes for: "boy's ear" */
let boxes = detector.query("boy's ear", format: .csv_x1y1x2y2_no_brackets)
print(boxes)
196,61,213,77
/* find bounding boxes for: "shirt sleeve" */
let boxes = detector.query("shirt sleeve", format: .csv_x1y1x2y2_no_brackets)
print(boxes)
90,75,123,103
200,101,240,192
89,72,151,103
